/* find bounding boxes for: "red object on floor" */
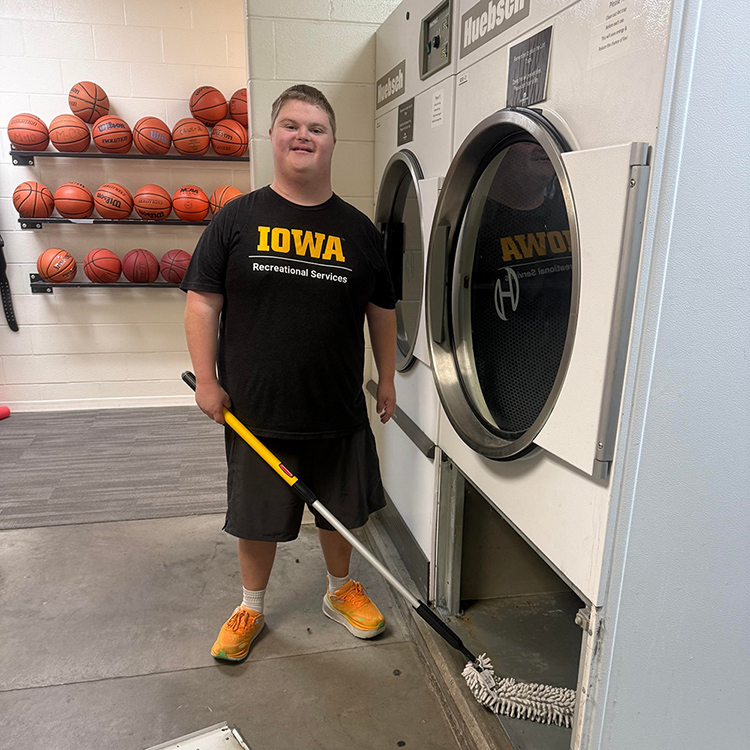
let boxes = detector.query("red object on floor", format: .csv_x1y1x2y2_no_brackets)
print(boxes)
0,406,10,420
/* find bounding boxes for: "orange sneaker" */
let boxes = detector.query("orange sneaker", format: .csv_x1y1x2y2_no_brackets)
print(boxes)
211,606,265,662
323,579,386,639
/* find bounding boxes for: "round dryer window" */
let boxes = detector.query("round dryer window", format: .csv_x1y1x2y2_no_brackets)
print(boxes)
427,109,580,458
376,150,425,371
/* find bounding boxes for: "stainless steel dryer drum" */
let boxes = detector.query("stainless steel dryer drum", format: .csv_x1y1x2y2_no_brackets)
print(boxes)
427,108,580,459
376,149,425,372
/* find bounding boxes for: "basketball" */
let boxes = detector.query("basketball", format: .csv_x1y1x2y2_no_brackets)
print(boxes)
37,248,77,282
69,81,109,123
8,113,49,151
13,181,55,218
229,88,248,127
48,114,91,152
172,185,210,221
133,116,172,155
189,86,228,125
171,118,210,155
94,183,133,219
210,119,248,157
54,182,94,219
92,116,132,154
122,249,159,283
84,248,121,283
133,184,172,221
209,185,242,214
159,249,191,284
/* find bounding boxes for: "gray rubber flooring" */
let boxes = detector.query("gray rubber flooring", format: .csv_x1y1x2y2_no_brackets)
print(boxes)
0,408,461,750
0,407,226,529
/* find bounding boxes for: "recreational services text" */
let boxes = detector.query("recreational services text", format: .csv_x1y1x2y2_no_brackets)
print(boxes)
251,261,348,284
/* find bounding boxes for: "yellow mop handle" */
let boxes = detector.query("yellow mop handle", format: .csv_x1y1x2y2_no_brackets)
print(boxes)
181,371,298,487
222,408,298,487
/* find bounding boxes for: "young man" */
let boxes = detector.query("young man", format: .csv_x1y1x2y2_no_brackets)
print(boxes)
182,85,397,661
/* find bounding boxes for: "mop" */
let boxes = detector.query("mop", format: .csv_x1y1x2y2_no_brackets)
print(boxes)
182,371,577,727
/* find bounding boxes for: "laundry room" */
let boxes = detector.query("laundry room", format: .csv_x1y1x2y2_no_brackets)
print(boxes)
1,1,748,750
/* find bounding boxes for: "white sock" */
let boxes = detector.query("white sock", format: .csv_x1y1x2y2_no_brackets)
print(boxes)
241,587,265,614
327,572,351,595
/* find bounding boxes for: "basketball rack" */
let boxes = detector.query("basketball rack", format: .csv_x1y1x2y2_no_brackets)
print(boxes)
9,149,250,167
29,273,181,293
18,218,210,230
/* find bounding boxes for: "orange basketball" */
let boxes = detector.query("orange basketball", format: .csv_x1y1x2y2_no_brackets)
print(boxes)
133,184,172,221
54,182,94,219
229,88,248,127
209,185,242,214
37,248,77,282
171,118,210,155
84,248,121,283
92,116,132,154
133,116,172,155
122,249,159,283
189,86,228,126
48,114,91,152
69,81,110,123
159,249,191,284
210,119,248,157
13,181,55,218
172,185,209,221
8,113,49,151
94,183,133,219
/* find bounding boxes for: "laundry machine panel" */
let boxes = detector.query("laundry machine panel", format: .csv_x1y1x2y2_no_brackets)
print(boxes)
454,0,673,152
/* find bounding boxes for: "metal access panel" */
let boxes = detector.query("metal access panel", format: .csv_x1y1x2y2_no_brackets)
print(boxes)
145,723,251,750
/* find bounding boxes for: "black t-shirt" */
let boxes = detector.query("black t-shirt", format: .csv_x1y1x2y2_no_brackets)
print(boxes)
182,186,395,439
470,192,572,438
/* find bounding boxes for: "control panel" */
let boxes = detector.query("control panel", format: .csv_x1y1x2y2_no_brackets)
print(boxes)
420,1,451,79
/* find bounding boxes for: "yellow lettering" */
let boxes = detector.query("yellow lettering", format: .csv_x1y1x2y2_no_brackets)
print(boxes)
271,227,291,253
501,236,523,262
257,226,271,252
562,230,571,250
514,232,547,259
291,229,325,259
322,235,345,262
547,231,568,254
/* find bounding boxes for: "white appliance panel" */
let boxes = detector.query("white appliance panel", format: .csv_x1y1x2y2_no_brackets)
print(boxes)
535,142,642,475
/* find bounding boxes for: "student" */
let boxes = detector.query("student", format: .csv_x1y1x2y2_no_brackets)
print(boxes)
182,85,397,661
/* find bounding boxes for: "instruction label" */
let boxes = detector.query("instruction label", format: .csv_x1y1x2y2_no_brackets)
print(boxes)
398,98,415,145
588,0,633,68
506,26,552,107
431,89,444,128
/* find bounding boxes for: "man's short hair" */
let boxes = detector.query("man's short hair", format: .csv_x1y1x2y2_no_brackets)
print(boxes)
270,84,337,138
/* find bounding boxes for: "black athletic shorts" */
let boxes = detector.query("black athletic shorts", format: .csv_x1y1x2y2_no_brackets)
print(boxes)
223,424,387,542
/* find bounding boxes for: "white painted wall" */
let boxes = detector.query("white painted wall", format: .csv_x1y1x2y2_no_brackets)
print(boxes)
583,1,750,747
0,0,249,411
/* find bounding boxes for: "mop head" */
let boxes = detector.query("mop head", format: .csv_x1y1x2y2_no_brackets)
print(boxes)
462,654,577,727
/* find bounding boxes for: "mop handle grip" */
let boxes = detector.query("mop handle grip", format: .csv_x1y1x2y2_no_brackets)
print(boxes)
181,371,298,488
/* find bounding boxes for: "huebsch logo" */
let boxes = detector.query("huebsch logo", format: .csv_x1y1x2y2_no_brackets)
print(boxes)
376,61,406,109
461,0,531,58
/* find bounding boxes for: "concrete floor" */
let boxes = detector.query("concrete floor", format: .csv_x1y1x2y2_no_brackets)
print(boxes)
0,513,463,749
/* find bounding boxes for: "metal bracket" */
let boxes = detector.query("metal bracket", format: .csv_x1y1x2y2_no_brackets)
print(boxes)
20,220,43,230
30,273,53,293
575,605,592,633
11,152,35,166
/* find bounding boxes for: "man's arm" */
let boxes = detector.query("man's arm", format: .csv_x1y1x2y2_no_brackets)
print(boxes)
365,302,397,423
184,290,231,423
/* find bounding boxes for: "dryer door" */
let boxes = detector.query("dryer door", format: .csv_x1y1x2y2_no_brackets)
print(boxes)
427,108,649,474
376,150,425,372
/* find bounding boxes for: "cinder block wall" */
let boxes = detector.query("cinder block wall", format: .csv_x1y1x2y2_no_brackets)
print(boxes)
245,0,401,217
0,0,249,411
245,0,401,384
